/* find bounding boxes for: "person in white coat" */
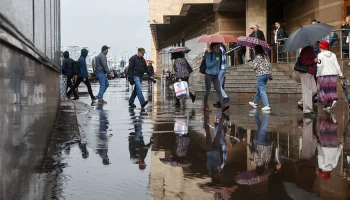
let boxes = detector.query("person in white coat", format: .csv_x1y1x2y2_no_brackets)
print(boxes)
316,40,344,111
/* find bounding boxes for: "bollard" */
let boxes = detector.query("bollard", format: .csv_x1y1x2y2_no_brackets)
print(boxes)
60,75,68,100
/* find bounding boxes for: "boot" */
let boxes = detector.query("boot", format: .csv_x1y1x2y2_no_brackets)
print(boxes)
190,93,196,103
221,104,230,112
213,101,221,108
203,105,211,112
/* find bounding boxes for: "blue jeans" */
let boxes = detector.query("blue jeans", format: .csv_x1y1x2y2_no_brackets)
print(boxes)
253,74,269,106
129,76,145,105
218,69,228,98
96,72,109,100
254,113,271,146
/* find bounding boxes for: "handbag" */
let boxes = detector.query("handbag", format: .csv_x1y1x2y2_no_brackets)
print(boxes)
294,57,309,73
185,60,193,74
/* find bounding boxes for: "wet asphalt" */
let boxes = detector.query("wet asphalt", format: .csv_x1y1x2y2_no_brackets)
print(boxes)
38,78,350,199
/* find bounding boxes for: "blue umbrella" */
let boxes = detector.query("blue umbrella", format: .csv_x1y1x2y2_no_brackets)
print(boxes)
282,23,334,52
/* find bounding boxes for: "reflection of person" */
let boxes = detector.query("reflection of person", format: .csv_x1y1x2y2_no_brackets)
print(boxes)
342,16,350,58
128,109,152,170
250,113,272,175
96,104,110,165
317,115,343,180
204,111,228,184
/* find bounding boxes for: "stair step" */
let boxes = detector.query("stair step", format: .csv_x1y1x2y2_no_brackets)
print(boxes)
227,71,285,76
196,82,299,88
195,87,301,93
225,75,290,80
233,68,279,72
197,79,298,84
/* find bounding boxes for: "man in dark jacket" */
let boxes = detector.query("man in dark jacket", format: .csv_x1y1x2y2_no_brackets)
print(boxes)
248,27,256,61
95,45,114,104
62,51,77,96
274,22,287,62
66,49,97,101
128,48,153,108
253,25,266,41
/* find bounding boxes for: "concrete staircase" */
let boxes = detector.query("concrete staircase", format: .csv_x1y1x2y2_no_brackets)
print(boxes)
192,64,302,99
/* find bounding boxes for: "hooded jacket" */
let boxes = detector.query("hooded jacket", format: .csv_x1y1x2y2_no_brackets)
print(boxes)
62,51,74,76
317,50,343,77
78,49,89,78
205,50,220,75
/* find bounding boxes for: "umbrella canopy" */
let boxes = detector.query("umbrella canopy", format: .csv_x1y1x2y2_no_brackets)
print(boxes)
282,23,334,52
235,168,273,185
237,36,271,50
159,47,191,54
196,34,238,43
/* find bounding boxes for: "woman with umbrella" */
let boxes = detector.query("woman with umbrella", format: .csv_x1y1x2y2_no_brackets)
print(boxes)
171,51,196,106
316,40,344,111
248,45,272,111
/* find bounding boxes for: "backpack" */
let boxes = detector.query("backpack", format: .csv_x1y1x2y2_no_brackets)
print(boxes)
199,52,212,74
72,60,80,75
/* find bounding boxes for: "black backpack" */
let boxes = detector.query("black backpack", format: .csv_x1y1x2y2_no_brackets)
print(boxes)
199,52,212,74
72,60,80,75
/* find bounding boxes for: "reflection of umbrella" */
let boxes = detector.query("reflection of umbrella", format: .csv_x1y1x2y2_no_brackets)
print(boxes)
283,23,333,52
237,36,271,50
235,168,273,185
159,47,191,54
196,34,238,43
159,158,191,167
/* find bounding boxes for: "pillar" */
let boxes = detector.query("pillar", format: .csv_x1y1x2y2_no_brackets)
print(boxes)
245,0,267,60
151,36,162,78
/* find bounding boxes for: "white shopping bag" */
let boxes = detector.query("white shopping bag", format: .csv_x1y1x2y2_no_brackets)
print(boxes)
174,118,188,134
174,81,189,99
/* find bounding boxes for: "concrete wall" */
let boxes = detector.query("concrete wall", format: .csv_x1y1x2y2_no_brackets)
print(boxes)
0,0,61,199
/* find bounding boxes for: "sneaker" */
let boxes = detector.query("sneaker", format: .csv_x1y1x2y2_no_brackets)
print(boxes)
98,99,107,104
262,110,271,115
223,97,230,104
213,101,221,108
129,103,136,108
203,105,211,112
312,93,318,103
73,97,80,100
91,96,97,101
330,113,337,124
249,102,257,109
221,104,230,112
261,106,271,111
330,100,337,109
141,100,149,108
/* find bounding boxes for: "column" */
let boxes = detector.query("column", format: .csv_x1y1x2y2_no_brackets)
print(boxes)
245,0,267,60
151,36,162,78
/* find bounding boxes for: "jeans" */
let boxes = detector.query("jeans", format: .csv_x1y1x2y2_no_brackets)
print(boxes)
253,74,269,107
96,72,109,100
218,69,228,98
67,77,94,99
129,76,145,105
254,113,271,146
204,74,223,105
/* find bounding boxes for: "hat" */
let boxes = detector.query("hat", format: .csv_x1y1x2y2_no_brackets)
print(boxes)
138,48,146,53
320,171,330,180
319,40,329,50
101,45,110,51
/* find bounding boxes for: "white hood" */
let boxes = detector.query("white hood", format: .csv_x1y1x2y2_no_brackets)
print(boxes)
316,51,343,77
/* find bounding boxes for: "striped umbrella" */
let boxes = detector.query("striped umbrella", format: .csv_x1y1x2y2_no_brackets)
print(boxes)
237,36,271,50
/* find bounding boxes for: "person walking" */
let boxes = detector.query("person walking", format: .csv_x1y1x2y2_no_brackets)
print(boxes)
316,40,344,111
128,48,154,108
62,51,77,96
274,21,287,62
342,16,350,58
66,49,97,101
248,27,256,61
203,43,230,112
248,45,272,111
297,46,317,117
171,52,196,106
95,45,114,104
214,44,230,107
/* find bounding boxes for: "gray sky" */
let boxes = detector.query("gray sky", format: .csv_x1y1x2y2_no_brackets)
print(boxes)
61,0,151,60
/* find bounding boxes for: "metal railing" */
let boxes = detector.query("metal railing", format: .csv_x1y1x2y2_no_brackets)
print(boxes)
275,29,350,63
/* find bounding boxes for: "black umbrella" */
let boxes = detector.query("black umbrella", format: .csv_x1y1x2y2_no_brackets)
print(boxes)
282,23,334,52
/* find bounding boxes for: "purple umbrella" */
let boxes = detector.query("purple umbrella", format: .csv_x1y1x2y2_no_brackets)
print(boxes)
235,168,273,185
237,36,271,50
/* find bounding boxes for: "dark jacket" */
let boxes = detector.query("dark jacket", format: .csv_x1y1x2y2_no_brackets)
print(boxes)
95,52,110,74
255,30,266,41
148,65,155,75
62,51,74,76
128,55,152,77
276,27,287,44
299,46,316,75
78,49,89,78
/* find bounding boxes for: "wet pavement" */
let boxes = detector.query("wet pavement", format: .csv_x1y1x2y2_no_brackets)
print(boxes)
39,78,350,200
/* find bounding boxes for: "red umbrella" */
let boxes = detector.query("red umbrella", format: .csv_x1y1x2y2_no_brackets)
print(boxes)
235,168,273,185
196,34,238,43
237,36,271,50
